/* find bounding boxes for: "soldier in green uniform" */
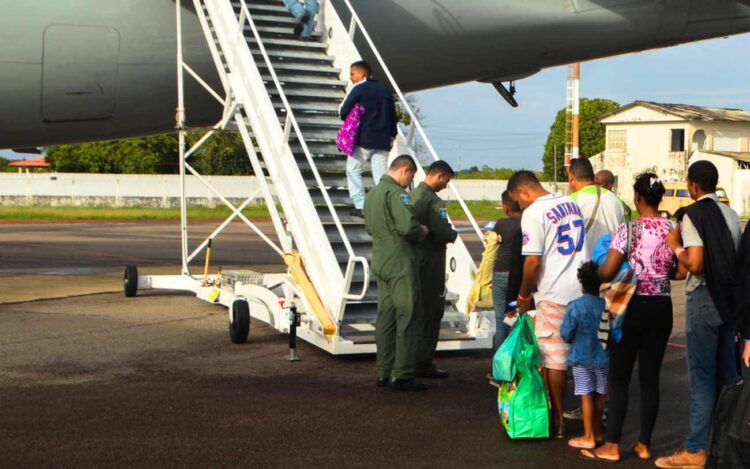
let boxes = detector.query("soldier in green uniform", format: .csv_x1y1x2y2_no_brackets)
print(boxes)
410,161,458,379
364,154,429,392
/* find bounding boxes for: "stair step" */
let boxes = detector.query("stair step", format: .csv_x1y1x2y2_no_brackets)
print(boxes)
262,74,347,88
242,2,289,16
253,49,334,64
326,224,372,243
295,157,347,172
254,24,323,40
247,36,329,52
316,206,363,223
311,173,372,189
243,121,334,141
267,87,344,100
250,13,298,26
276,101,341,114
340,324,476,345
261,62,341,77
291,143,342,156
333,245,372,263
283,114,342,128
308,187,351,206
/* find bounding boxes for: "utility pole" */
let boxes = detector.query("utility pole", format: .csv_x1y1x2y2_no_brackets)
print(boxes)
565,63,581,168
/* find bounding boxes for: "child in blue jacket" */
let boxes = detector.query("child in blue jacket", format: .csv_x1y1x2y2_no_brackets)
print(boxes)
561,261,609,450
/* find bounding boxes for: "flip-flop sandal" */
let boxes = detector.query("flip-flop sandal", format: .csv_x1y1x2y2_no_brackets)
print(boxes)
631,444,651,460
579,449,620,464
568,438,596,449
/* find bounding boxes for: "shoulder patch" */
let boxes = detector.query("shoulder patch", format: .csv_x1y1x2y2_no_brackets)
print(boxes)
522,232,530,246
400,194,412,206
439,207,448,219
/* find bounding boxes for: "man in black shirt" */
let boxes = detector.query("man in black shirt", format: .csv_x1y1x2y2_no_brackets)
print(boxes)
492,190,523,349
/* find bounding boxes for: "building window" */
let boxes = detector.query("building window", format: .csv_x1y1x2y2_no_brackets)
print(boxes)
664,189,675,197
671,129,685,152
607,130,626,152
677,189,690,198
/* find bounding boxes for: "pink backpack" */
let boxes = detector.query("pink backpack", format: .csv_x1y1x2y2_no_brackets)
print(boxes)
336,102,365,157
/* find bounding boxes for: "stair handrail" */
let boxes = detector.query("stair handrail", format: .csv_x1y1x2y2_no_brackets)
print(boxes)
234,0,369,301
340,0,484,243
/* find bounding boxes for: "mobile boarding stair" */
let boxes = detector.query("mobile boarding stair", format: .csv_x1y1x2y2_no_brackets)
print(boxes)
124,0,492,356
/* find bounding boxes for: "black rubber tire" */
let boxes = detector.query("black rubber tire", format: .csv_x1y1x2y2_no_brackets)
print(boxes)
229,300,250,344
124,265,138,297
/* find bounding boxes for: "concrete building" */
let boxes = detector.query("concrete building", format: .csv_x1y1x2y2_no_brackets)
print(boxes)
590,101,750,216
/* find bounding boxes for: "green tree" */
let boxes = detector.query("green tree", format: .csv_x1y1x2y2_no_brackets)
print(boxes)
455,167,520,180
187,130,251,176
46,135,179,174
45,131,251,175
541,98,620,182
0,156,9,172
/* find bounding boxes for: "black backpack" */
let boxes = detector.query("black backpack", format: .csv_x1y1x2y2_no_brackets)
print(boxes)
707,378,750,468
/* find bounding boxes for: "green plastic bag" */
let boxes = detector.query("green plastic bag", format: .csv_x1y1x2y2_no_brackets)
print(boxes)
492,315,523,382
496,315,549,439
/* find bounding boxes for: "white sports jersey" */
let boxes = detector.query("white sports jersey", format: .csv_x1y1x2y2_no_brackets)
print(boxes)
521,193,589,306
570,185,624,258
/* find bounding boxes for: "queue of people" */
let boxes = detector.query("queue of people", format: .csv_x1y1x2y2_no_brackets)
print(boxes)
336,55,748,465
504,160,747,467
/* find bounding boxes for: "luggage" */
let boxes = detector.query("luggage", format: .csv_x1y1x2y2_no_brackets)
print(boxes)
467,230,500,312
494,314,549,439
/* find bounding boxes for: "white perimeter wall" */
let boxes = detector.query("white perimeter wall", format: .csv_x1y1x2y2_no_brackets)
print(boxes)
0,173,568,206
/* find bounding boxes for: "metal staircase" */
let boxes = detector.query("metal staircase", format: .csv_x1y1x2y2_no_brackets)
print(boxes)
131,0,492,355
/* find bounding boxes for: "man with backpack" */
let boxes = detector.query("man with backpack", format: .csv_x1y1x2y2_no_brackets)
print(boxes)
659,161,742,469
339,61,399,218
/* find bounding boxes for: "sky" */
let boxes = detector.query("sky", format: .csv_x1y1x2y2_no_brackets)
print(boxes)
2,33,749,169
412,33,750,172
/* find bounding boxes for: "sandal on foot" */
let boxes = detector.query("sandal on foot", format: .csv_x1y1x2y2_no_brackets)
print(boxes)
579,449,620,464
568,437,596,449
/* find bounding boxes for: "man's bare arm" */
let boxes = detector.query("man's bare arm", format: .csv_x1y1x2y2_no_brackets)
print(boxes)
517,255,541,313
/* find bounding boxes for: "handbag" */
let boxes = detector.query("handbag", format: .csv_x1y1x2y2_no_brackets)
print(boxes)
336,102,365,157
600,221,638,344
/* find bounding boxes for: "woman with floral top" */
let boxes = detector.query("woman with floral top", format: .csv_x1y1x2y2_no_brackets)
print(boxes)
581,173,687,464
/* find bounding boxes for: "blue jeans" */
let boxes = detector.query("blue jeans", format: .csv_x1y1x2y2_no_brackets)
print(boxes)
283,0,318,37
685,285,739,453
492,272,511,350
346,146,388,209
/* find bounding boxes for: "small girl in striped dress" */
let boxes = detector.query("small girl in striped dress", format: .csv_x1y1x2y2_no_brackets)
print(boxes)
560,261,609,450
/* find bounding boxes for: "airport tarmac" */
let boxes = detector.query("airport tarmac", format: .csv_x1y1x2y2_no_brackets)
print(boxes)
0,221,698,467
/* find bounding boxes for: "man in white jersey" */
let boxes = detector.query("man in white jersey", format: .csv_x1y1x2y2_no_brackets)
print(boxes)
569,158,624,258
509,170,589,438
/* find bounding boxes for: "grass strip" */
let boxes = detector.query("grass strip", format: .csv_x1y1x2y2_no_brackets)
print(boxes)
0,201,505,221
0,205,271,220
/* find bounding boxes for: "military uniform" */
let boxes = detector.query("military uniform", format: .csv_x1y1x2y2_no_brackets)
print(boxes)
364,175,425,380
411,182,458,372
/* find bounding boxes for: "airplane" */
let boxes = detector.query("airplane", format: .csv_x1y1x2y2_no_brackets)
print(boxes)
0,0,749,149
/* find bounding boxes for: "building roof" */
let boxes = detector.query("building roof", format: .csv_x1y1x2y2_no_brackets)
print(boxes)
703,150,750,163
9,157,49,168
598,101,750,123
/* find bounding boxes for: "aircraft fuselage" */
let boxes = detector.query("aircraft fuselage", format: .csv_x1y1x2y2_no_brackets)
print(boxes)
0,0,748,148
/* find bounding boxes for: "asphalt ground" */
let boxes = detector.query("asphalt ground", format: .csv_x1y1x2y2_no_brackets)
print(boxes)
0,221,703,468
